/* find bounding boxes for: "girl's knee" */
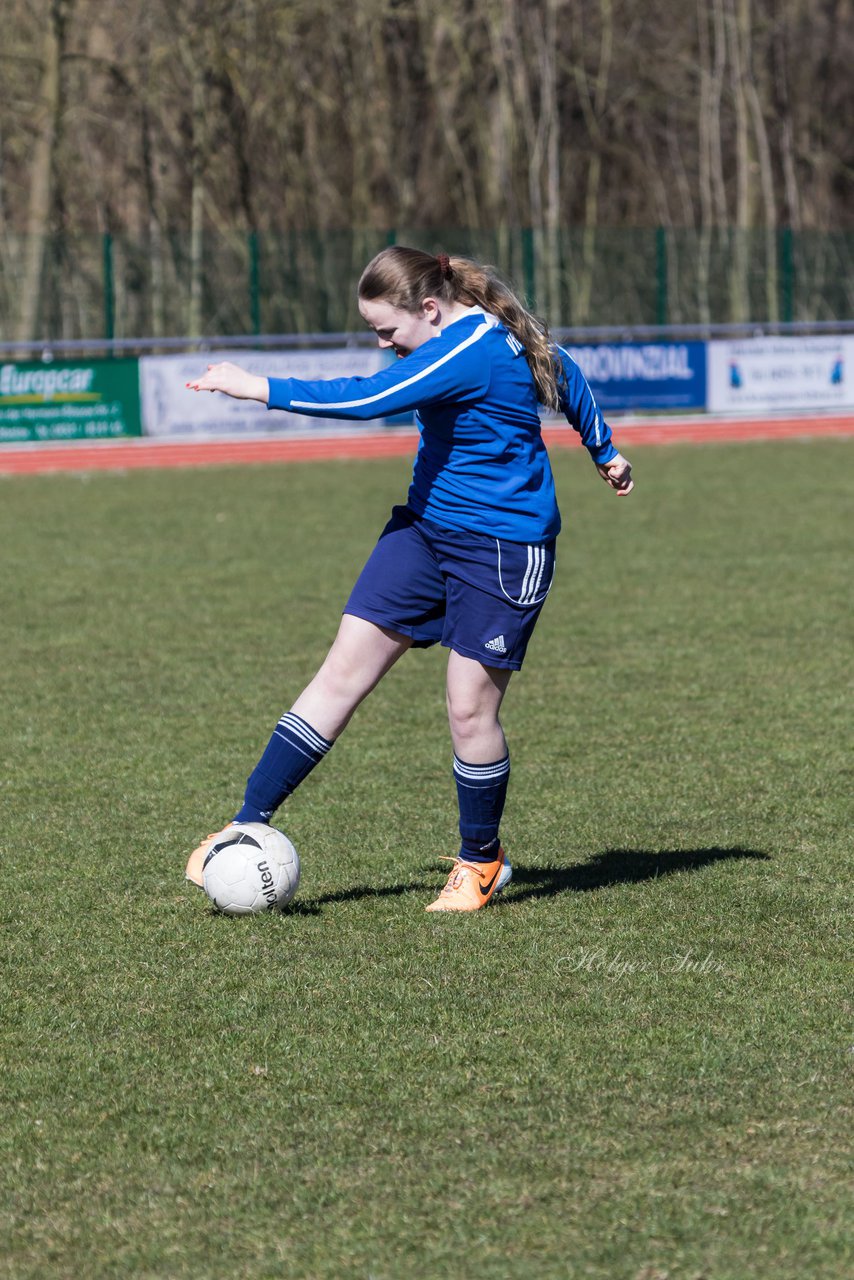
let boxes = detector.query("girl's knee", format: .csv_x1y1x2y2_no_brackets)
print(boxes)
446,692,494,744
315,649,363,702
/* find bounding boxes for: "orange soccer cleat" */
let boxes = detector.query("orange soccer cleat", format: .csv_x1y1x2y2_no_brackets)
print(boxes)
185,825,238,887
424,848,512,913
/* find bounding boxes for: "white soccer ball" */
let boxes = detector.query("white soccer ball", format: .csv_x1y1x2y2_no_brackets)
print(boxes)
202,823,300,916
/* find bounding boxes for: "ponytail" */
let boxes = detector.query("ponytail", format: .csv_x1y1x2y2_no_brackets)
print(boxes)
444,256,564,411
358,246,564,410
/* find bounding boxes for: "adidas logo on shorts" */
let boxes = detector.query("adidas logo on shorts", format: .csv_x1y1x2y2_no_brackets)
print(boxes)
484,634,508,655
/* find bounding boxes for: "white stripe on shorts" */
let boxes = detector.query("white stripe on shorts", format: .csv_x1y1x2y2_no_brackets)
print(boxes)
498,541,551,606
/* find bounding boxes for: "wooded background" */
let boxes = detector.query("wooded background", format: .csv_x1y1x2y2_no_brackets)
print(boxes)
2,0,852,340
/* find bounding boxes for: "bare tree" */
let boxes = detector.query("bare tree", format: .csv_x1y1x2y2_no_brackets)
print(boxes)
16,0,74,341
1,0,852,338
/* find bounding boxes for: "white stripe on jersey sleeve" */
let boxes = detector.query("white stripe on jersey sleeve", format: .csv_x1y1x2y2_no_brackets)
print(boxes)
555,343,603,445
288,318,497,412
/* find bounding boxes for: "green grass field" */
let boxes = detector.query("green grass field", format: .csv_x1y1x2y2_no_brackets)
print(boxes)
0,438,851,1279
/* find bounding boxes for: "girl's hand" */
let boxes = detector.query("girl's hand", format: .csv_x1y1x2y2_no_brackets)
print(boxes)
596,452,634,496
186,362,269,403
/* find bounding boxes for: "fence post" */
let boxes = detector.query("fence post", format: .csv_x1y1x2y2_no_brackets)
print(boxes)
656,226,668,327
102,232,115,343
779,227,794,323
522,228,536,310
248,230,261,336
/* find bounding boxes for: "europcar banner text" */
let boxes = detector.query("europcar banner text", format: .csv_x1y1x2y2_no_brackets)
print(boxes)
0,359,141,443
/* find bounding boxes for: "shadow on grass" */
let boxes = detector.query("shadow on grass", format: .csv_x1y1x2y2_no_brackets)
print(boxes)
293,876,432,914
505,846,771,903
288,847,769,913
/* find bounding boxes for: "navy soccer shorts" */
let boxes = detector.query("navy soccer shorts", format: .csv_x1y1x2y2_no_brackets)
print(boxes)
344,505,556,670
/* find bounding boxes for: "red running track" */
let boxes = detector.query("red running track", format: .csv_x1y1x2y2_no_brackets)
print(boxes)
0,414,851,476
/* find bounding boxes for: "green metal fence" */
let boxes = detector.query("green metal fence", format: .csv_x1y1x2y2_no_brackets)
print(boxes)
1,228,852,343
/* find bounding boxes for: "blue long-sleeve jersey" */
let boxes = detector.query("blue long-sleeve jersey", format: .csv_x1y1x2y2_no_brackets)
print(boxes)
267,310,617,542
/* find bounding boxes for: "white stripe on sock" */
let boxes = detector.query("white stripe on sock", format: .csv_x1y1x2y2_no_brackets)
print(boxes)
278,713,331,755
453,755,510,781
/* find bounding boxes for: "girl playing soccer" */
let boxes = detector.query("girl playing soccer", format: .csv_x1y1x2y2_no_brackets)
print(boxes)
185,246,633,911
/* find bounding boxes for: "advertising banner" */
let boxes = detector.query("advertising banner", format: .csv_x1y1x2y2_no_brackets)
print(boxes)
562,342,707,412
0,359,141,443
708,336,853,413
140,348,384,437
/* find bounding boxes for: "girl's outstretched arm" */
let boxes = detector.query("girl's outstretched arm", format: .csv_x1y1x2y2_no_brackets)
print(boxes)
187,361,269,403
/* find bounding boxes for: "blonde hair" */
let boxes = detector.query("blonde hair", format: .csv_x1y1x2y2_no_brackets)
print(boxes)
358,246,564,411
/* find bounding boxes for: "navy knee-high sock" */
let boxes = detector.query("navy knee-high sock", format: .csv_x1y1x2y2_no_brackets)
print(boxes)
453,753,510,862
235,712,333,824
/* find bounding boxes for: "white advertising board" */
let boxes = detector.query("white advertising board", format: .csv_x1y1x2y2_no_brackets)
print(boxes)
139,348,384,438
707,336,852,413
